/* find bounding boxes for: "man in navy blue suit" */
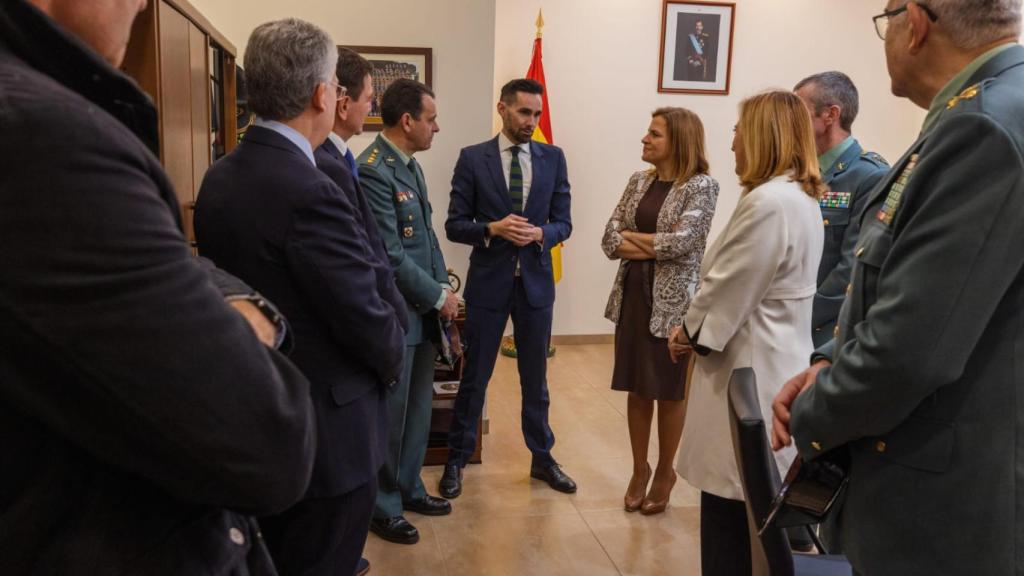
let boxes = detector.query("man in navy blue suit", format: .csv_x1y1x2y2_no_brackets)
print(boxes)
441,78,575,497
195,19,406,576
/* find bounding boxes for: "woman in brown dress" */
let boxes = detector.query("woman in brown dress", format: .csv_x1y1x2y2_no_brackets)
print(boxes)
601,107,719,514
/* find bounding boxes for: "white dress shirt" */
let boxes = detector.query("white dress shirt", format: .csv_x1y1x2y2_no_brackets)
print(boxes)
498,131,532,210
253,117,315,166
326,131,349,157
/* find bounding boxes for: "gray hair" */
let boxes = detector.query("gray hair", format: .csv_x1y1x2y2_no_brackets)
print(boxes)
794,71,859,133
927,0,1021,49
243,18,337,121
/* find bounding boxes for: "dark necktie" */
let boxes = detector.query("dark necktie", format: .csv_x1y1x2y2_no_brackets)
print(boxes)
509,145,523,214
344,148,359,182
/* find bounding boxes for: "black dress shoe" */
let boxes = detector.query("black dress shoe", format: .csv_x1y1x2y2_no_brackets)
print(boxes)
404,494,452,516
530,464,577,494
439,463,463,499
369,516,419,545
356,557,370,576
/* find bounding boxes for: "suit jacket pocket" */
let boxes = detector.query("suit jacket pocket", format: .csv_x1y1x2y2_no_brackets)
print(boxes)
875,416,955,473
330,375,376,407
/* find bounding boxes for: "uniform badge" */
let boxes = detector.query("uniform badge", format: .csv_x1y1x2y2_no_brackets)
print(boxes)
819,191,851,210
385,156,396,165
403,226,414,238
877,153,919,226
396,191,414,203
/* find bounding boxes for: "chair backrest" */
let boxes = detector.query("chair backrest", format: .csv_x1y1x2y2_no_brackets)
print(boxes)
728,367,794,576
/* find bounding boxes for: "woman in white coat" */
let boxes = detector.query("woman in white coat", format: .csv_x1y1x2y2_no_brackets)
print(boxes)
668,91,825,576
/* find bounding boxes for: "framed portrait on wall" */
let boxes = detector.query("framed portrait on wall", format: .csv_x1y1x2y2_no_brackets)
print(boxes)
658,1,735,95
339,46,433,131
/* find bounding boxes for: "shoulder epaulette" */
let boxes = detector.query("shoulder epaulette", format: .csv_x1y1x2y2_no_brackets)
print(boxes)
946,82,980,110
361,147,381,167
860,151,889,167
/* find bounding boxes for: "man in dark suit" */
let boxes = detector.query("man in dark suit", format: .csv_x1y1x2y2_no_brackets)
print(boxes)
440,78,575,498
773,2,1024,574
0,1,316,574
195,19,406,576
358,79,457,545
313,48,413,569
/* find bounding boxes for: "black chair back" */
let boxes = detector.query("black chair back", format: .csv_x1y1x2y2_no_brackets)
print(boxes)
728,367,795,576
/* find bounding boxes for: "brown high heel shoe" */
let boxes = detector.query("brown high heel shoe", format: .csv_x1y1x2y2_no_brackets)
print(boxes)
639,470,677,515
623,463,652,512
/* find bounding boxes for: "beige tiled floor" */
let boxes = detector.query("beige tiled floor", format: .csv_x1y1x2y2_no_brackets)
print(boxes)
363,344,702,575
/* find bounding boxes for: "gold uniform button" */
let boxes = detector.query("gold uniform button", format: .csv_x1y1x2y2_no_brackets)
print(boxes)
811,441,822,451
876,441,887,453
823,218,830,226
856,247,865,258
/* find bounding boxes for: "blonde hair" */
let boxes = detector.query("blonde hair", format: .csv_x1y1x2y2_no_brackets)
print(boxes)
737,91,826,199
649,107,710,185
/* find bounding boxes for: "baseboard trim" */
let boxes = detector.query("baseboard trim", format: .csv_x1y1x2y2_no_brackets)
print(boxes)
550,334,614,345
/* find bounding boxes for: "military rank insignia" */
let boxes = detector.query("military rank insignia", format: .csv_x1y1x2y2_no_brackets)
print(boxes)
819,191,851,209
877,153,919,226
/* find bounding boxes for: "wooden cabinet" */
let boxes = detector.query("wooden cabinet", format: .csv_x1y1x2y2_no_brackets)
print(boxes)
122,0,236,245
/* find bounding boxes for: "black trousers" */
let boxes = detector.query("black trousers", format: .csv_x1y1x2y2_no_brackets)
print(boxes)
261,480,376,576
700,491,751,576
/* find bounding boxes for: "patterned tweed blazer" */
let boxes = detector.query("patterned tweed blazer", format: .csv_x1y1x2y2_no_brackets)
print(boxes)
602,170,719,338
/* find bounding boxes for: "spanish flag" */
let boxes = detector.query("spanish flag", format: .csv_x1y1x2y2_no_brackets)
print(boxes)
526,10,562,284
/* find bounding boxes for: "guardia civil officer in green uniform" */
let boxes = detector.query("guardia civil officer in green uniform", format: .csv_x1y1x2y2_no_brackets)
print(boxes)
359,79,458,545
795,71,890,348
772,2,1024,575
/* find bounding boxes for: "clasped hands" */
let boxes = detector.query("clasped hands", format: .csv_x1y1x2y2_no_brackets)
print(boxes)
489,214,543,247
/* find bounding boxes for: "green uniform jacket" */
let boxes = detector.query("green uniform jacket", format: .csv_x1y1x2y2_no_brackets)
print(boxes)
812,140,889,347
792,46,1024,575
359,135,448,346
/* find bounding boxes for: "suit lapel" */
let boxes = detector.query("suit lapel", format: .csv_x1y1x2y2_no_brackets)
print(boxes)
823,140,863,185
863,134,927,210
484,137,514,213
375,135,421,193
321,138,343,162
524,142,546,218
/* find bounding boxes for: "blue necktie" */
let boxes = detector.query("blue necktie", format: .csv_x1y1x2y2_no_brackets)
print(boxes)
344,148,359,182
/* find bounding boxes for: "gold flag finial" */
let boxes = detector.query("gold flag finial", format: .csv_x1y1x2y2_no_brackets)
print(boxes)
535,9,544,39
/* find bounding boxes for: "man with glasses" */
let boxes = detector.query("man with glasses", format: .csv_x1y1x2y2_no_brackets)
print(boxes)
195,19,406,576
773,1,1024,574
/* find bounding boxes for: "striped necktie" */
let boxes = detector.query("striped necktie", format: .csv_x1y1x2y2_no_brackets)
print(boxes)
509,145,523,214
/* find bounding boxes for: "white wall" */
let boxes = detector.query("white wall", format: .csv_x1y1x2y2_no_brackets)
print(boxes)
494,0,926,336
187,0,926,337
187,0,497,285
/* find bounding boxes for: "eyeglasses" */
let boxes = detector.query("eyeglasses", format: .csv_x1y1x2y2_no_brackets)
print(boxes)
326,79,347,101
873,2,938,40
